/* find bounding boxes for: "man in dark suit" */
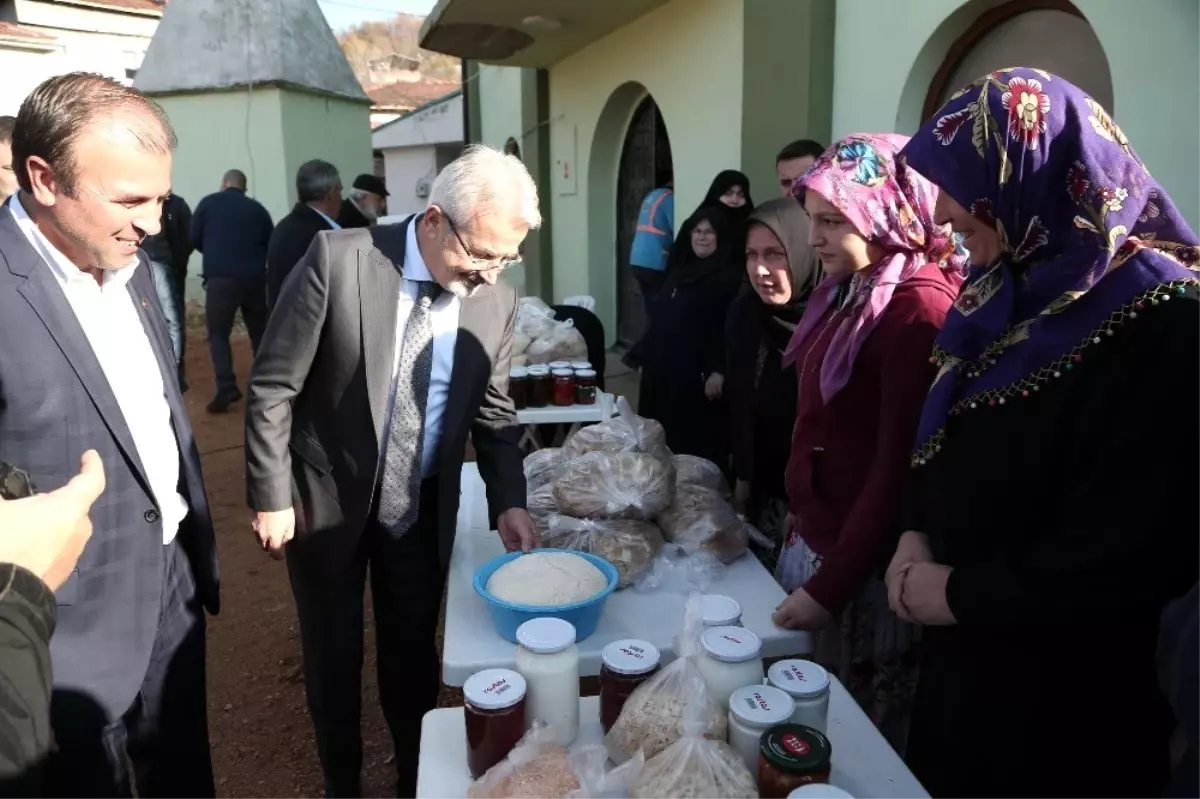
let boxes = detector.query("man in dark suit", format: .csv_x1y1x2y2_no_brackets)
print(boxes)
0,72,219,796
190,167,274,413
245,144,538,797
338,173,388,229
266,159,342,309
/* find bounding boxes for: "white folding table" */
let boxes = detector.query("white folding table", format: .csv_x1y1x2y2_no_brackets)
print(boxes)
444,464,812,687
515,392,616,450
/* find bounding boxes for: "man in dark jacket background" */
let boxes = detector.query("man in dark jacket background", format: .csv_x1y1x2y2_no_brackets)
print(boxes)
142,192,192,385
337,173,387,229
266,160,341,310
190,169,274,413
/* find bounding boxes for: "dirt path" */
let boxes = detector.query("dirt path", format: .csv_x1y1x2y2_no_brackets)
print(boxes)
185,329,398,797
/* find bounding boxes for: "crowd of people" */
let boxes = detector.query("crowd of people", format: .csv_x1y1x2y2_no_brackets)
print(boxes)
625,68,1198,798
0,64,1194,799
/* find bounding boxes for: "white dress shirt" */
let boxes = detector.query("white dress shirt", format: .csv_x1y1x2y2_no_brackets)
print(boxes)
10,195,188,544
378,217,460,477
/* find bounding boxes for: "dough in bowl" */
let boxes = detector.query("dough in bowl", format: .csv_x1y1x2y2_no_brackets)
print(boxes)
486,551,609,606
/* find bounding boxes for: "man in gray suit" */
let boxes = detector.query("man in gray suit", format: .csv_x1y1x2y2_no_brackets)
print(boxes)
0,73,218,795
245,144,538,797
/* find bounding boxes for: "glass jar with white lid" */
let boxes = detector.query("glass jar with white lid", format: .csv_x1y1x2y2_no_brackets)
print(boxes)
701,593,743,627
728,683,795,778
767,659,830,732
515,617,580,745
696,625,764,709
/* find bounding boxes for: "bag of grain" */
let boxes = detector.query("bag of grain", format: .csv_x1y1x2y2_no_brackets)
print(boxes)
469,720,643,799
554,451,673,521
541,513,664,588
604,594,726,763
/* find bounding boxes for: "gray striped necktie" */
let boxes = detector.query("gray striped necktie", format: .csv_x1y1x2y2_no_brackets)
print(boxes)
377,280,442,536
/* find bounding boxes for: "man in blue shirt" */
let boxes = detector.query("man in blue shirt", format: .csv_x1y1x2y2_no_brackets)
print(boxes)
190,169,274,413
629,178,674,314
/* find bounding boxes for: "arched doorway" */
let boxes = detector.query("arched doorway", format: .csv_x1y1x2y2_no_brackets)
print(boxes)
615,97,673,347
922,0,1113,121
586,82,673,347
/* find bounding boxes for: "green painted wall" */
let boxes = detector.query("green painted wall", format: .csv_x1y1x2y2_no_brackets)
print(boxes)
549,0,745,339
155,87,370,300
832,0,1200,228
156,88,288,300
278,89,373,211
740,0,835,200
477,65,532,297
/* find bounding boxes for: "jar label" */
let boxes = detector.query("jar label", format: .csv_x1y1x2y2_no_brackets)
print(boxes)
782,732,811,756
620,645,647,660
485,678,513,697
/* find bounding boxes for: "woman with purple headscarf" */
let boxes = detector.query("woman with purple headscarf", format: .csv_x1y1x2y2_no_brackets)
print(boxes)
887,68,1199,797
772,133,966,748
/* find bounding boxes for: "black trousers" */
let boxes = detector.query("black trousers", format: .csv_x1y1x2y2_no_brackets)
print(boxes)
287,479,446,798
204,276,268,395
43,540,214,798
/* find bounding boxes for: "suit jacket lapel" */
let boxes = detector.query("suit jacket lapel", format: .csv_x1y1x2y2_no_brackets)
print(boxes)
359,225,404,444
127,261,193,454
1,210,152,492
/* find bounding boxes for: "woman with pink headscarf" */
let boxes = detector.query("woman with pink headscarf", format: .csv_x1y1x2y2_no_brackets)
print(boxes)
772,133,966,746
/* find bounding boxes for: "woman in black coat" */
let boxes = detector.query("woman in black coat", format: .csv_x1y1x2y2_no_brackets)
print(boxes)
723,198,821,569
635,206,742,464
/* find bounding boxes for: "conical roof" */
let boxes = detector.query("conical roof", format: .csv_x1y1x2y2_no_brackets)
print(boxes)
135,0,369,102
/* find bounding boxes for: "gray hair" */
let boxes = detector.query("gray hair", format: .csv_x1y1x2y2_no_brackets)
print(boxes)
427,143,541,230
296,159,340,203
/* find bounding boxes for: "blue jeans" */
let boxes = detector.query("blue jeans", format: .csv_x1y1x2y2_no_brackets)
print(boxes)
150,260,184,363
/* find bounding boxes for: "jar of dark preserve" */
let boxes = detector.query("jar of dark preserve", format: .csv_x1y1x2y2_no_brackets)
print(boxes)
574,369,598,405
758,724,833,798
508,366,529,410
527,365,552,408
551,369,575,406
463,668,527,779
599,639,661,733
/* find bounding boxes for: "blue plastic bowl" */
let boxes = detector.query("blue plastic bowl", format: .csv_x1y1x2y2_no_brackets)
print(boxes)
473,548,619,644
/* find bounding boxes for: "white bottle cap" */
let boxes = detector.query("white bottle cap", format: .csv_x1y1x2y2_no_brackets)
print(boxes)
601,639,661,675
700,626,762,663
767,659,830,698
463,668,526,711
729,684,795,728
509,366,529,378
516,617,577,654
701,593,742,626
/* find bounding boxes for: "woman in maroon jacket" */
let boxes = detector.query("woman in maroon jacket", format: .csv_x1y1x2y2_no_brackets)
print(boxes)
772,134,965,747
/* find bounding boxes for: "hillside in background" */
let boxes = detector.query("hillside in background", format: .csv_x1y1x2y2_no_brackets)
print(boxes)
337,12,460,88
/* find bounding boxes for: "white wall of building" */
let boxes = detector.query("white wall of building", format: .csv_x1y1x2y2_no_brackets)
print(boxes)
381,146,437,217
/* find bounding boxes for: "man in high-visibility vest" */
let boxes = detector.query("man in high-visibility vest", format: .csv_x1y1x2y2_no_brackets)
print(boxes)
629,179,674,316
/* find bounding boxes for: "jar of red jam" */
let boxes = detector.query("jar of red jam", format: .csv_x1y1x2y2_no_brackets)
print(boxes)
463,668,527,779
758,724,832,798
599,639,661,733
508,366,529,410
574,369,598,405
551,369,575,406
527,365,552,408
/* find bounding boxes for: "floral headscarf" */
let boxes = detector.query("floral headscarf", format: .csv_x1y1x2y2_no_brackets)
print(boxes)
784,133,967,403
902,68,1200,465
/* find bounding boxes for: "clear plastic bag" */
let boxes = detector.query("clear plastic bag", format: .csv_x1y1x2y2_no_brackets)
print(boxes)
468,720,645,799
633,543,726,594
542,513,664,588
672,454,730,498
554,451,674,521
605,594,727,763
517,299,557,342
630,697,758,799
527,319,588,364
563,397,670,464
524,447,566,492
658,486,749,564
